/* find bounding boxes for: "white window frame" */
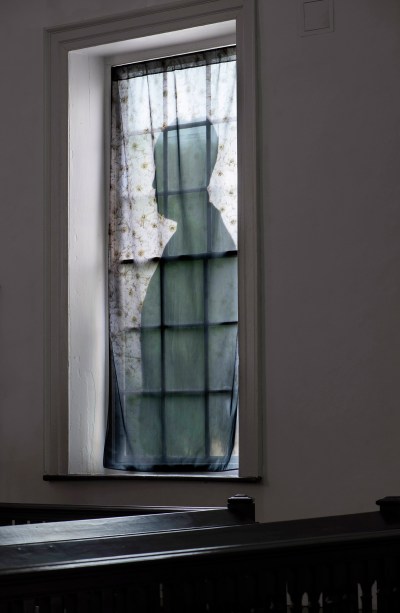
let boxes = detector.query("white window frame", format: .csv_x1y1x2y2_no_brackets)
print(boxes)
44,0,262,479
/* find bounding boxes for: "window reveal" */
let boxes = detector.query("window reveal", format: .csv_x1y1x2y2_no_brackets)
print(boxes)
104,48,238,471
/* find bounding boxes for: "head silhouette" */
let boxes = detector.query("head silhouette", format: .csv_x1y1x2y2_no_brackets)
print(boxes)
152,119,233,256
153,119,218,203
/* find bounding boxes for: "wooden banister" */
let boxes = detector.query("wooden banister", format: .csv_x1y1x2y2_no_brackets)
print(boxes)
0,500,399,611
0,501,215,525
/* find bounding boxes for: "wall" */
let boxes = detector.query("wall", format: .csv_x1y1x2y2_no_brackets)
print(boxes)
0,0,399,522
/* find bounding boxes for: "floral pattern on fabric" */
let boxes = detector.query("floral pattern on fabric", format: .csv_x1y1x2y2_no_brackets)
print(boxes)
105,47,238,471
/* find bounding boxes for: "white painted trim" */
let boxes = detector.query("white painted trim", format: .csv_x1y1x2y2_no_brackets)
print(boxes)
236,0,262,478
68,52,108,474
82,20,236,60
44,0,262,478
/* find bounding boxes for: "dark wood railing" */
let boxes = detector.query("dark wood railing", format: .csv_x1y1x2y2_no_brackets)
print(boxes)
0,501,217,525
0,497,399,612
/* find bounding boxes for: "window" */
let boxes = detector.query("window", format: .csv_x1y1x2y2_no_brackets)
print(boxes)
44,0,261,480
104,48,238,472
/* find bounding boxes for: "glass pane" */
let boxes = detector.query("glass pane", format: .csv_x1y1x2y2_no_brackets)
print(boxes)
123,329,142,392
210,206,237,253
208,324,237,391
166,125,208,191
164,260,204,326
141,267,161,327
125,394,162,459
165,329,205,391
208,257,238,323
141,328,162,392
165,192,208,256
165,394,206,459
209,393,236,458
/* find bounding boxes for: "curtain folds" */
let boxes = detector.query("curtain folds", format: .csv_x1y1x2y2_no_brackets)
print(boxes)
104,47,238,471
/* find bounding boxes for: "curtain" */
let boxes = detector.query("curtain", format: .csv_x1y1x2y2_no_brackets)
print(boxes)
104,47,238,471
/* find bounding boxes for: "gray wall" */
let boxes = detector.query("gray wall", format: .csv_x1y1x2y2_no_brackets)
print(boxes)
0,0,399,522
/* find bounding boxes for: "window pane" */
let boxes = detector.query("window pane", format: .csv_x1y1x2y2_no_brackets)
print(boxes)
140,267,161,327
209,392,236,458
164,328,205,391
164,193,208,256
165,395,206,459
123,329,142,392
125,394,162,459
141,328,162,392
164,260,204,325
208,257,238,323
208,324,237,390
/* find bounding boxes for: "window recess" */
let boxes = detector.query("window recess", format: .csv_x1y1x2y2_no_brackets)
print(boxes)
44,0,261,480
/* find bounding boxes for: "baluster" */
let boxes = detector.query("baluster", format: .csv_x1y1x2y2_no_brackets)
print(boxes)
322,563,338,612
305,565,322,613
21,600,36,613
287,564,321,613
286,567,303,613
48,595,64,613
60,593,76,613
306,565,323,613
340,561,359,613
349,560,368,613
254,569,274,612
7,603,23,613
100,589,113,613
377,557,397,611
33,599,51,613
236,571,257,613
270,569,288,613
112,587,126,613
76,591,91,613
174,575,192,613
196,574,218,613
376,581,387,612
323,561,359,612
359,581,373,612
164,575,197,613
188,575,210,613
148,581,164,613
313,563,326,613
160,579,172,613
363,559,379,613
216,573,237,613
391,557,400,610
308,589,322,613
127,584,149,613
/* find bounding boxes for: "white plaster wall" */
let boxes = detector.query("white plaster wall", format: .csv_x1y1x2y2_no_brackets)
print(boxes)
68,51,107,474
0,0,400,522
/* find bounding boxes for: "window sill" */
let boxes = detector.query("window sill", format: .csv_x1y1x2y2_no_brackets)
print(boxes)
43,471,261,483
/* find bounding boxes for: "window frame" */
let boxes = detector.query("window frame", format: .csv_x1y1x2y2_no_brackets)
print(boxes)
44,0,262,480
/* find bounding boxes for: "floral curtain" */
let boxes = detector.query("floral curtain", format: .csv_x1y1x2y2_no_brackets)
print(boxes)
104,47,238,471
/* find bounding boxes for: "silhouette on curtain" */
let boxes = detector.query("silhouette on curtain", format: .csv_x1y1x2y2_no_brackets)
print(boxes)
136,121,238,470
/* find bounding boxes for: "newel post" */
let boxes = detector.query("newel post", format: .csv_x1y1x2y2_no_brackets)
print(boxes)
227,494,255,522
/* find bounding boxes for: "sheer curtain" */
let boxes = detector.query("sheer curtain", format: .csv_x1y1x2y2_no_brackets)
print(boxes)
104,47,238,471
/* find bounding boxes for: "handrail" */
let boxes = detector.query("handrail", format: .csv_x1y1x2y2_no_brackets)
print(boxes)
0,503,398,611
0,502,216,525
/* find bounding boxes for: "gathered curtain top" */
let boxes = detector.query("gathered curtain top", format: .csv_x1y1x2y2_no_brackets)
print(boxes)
112,46,236,82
